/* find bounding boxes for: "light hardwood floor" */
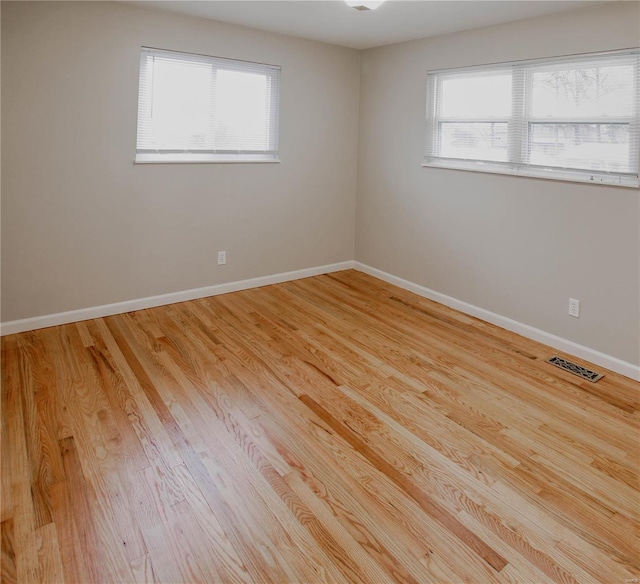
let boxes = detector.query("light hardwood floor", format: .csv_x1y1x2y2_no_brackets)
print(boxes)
1,270,638,583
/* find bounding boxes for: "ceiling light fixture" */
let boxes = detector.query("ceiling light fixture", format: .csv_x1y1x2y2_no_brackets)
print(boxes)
345,0,386,11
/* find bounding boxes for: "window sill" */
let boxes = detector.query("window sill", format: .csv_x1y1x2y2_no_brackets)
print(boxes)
422,159,639,189
135,153,280,164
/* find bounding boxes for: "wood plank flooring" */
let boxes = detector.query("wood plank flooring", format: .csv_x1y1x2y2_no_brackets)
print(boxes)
1,269,638,583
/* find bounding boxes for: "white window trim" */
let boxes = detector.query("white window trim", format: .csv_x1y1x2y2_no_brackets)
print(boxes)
135,47,281,164
423,49,640,188
134,153,280,164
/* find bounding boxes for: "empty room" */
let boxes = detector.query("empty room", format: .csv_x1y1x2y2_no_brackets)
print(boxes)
1,0,639,582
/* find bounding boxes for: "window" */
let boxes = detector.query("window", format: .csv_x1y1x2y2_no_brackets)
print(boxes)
136,48,280,163
425,49,640,187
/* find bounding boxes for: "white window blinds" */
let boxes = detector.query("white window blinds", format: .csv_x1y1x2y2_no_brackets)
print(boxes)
136,48,281,163
425,49,640,187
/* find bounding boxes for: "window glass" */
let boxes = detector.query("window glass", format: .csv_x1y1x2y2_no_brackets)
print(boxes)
530,64,634,118
440,73,512,118
136,48,280,163
424,50,639,187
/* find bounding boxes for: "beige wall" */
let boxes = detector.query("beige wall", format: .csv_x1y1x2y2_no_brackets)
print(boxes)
356,2,640,365
1,1,360,321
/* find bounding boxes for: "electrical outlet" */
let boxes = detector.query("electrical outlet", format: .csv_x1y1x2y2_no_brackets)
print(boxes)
217,251,227,266
569,298,580,318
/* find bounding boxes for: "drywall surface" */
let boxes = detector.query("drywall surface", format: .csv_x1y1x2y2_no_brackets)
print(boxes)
1,1,360,321
356,2,640,365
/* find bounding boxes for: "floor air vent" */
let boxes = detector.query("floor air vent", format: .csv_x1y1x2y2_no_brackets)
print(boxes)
545,356,604,382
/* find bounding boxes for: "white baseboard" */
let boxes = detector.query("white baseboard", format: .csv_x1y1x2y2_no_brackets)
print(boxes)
354,262,640,382
3,259,638,382
0,261,356,336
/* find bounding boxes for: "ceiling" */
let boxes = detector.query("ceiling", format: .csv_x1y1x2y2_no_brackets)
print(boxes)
132,0,610,50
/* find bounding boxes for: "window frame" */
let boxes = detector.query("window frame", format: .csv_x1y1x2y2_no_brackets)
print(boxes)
423,49,640,188
135,47,281,164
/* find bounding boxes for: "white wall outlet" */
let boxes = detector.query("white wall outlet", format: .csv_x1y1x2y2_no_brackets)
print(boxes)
217,251,227,266
569,298,580,318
